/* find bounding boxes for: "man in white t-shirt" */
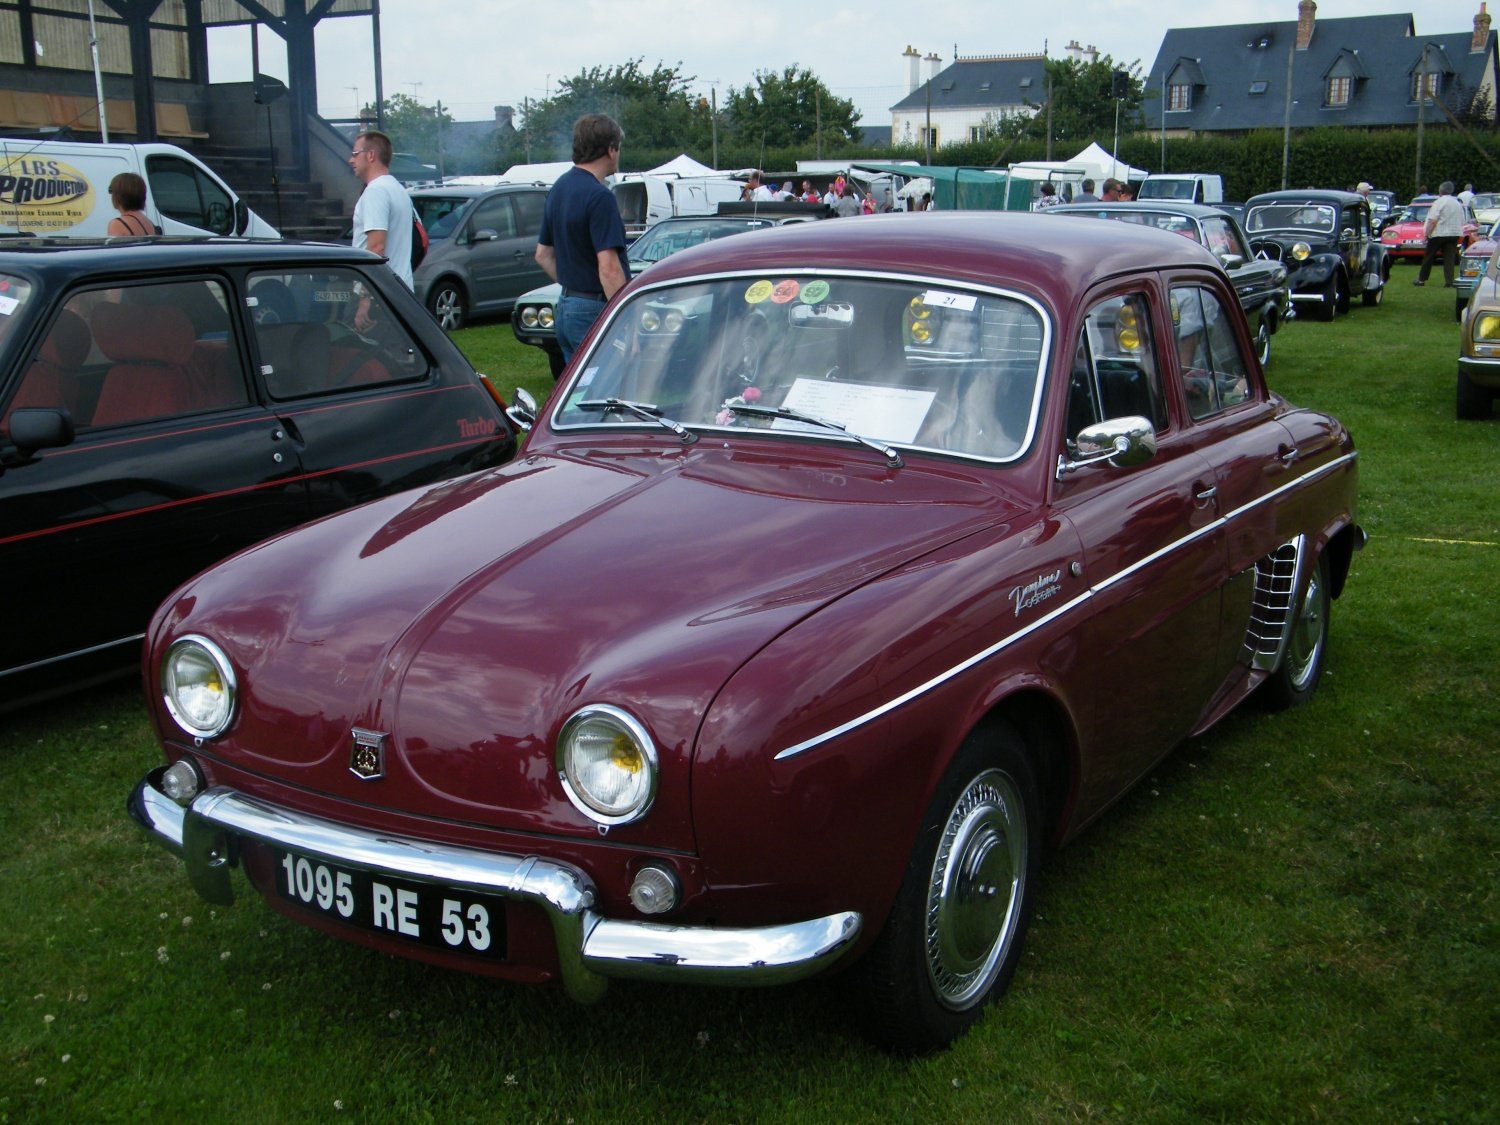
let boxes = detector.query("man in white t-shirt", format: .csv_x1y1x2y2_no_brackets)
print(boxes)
350,129,414,291
1415,181,1466,288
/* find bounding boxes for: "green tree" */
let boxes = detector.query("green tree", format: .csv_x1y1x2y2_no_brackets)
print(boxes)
725,65,860,151
990,56,1145,149
519,59,711,164
366,93,454,165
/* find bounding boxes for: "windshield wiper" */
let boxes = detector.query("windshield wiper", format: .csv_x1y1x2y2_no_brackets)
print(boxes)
576,398,697,445
727,402,903,468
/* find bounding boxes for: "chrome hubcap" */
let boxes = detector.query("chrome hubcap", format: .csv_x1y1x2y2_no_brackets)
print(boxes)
1286,568,1326,690
925,768,1026,1009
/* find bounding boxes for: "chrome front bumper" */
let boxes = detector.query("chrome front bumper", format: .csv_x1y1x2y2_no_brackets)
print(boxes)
129,768,861,1002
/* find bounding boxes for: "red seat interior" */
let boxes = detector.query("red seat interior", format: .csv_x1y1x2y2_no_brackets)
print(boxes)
90,303,200,426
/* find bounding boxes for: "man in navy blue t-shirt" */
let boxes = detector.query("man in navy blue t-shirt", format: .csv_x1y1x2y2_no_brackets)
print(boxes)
535,114,629,365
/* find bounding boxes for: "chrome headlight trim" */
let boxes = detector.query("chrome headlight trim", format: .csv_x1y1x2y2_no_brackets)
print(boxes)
161,635,237,739
556,704,659,826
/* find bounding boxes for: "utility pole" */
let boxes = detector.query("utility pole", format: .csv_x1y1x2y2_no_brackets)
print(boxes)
1414,43,1433,194
1280,42,1295,189
710,86,719,170
435,99,446,181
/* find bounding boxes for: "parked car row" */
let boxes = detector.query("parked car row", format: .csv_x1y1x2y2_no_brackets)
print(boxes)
1242,189,1388,320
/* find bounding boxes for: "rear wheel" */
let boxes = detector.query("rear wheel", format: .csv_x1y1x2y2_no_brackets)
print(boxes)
851,721,1041,1053
1361,282,1384,307
428,281,467,331
1261,553,1330,710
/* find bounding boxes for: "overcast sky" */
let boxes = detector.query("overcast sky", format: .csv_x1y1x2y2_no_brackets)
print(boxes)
207,0,1476,127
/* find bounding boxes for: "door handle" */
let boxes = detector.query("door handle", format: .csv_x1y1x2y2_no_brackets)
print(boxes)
1278,445,1298,466
1194,484,1217,504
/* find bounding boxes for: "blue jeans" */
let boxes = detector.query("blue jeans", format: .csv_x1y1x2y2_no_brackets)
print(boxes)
556,294,607,363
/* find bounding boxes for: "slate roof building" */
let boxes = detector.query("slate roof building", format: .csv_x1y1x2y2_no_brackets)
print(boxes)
890,44,1068,149
1141,1,1498,136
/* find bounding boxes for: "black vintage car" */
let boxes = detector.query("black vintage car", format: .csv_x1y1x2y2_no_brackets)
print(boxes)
1049,201,1292,365
0,239,518,710
1243,190,1388,321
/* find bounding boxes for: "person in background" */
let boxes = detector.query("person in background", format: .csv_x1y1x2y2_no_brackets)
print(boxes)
1457,183,1477,208
861,191,876,215
1034,182,1061,210
1414,180,1464,288
535,114,629,364
745,171,775,201
1118,183,1135,202
800,180,821,203
349,130,413,290
1101,178,1124,202
106,173,158,236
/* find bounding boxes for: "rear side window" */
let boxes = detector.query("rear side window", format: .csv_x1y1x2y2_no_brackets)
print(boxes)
248,269,428,399
10,278,250,429
145,155,234,234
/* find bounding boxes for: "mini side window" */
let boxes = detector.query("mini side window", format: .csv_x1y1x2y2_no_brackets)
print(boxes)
248,269,428,399
1067,292,1168,442
1172,286,1251,420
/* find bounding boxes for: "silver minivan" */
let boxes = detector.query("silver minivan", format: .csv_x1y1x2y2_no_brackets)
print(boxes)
411,184,549,330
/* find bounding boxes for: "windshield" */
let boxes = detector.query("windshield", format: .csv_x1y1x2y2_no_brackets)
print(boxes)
1139,180,1194,200
553,273,1049,463
1474,194,1498,209
1245,203,1337,234
627,219,771,267
1400,203,1432,224
415,196,473,240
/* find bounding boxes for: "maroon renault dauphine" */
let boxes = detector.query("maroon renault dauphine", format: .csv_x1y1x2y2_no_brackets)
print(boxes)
131,213,1363,1051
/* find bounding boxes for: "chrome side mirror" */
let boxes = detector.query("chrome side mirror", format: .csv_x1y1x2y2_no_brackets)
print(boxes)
1220,253,1245,270
1056,415,1157,478
506,387,538,432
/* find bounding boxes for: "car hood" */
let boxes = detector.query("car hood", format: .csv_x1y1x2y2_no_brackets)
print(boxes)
153,443,1018,848
1382,220,1424,237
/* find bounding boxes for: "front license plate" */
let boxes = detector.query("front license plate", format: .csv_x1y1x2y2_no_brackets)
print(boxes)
272,849,506,958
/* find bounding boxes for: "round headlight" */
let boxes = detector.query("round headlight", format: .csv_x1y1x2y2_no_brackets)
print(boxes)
1475,313,1500,341
161,636,236,739
1290,242,1311,261
556,705,657,825
519,306,539,329
538,306,554,329
640,308,662,332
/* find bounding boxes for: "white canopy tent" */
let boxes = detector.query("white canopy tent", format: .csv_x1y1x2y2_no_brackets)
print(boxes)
644,153,721,177
1070,143,1151,184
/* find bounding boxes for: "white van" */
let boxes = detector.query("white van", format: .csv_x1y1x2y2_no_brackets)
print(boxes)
611,173,745,239
1138,174,1225,205
0,139,278,238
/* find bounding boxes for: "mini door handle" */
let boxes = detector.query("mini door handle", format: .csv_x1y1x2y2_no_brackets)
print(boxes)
1195,485,1217,503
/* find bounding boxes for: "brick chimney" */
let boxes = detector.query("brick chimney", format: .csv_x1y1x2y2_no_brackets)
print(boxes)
1475,3,1493,52
1297,0,1317,51
904,45,922,93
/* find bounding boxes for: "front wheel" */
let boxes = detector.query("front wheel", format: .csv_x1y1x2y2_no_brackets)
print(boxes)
428,281,467,332
1260,553,1330,710
850,722,1041,1053
1314,275,1338,321
1255,316,1272,366
1457,370,1492,420
1361,283,1384,307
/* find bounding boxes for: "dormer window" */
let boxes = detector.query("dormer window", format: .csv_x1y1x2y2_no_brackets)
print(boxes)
1168,83,1192,111
1326,76,1352,106
1412,71,1442,102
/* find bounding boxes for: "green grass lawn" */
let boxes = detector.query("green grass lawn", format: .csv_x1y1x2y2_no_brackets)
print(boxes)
2,283,1496,1122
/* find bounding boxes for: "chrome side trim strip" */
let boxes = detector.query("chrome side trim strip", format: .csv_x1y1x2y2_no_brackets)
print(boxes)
129,772,861,998
775,451,1358,761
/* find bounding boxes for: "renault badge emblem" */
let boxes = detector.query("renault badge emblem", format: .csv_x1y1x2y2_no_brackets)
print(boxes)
349,727,388,780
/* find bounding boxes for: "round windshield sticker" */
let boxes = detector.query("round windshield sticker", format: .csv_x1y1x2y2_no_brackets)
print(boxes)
0,158,95,234
745,280,774,304
800,279,830,304
771,279,800,304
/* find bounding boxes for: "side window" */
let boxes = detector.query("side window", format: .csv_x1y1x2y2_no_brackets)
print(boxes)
512,191,545,237
1067,292,1168,442
24,279,251,429
1202,217,1240,259
248,269,428,399
1171,286,1251,420
145,155,234,234
469,196,517,240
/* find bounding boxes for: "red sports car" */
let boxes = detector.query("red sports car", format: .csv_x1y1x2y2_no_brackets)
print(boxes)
1380,195,1479,260
130,213,1363,1052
